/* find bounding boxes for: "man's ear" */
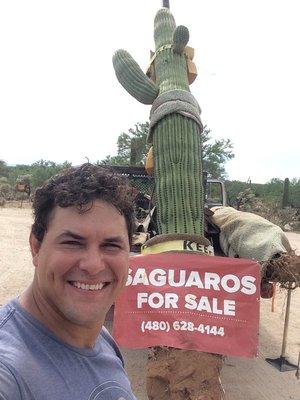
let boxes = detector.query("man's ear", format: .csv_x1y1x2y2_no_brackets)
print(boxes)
29,232,41,268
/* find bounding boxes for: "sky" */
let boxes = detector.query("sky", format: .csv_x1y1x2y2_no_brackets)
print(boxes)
0,0,299,184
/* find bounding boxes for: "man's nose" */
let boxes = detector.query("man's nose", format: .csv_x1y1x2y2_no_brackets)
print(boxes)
78,247,106,275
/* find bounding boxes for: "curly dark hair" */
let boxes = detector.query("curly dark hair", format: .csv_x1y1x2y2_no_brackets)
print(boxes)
31,163,135,243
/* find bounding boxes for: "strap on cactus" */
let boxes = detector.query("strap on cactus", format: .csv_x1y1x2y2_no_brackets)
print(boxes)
148,89,203,143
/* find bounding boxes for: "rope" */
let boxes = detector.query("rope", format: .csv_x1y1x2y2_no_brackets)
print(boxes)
148,89,203,142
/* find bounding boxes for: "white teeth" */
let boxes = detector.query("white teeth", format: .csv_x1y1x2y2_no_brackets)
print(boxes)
72,282,106,291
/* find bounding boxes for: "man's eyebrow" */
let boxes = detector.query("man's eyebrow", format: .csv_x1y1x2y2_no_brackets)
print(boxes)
57,232,126,243
57,231,85,240
103,236,126,243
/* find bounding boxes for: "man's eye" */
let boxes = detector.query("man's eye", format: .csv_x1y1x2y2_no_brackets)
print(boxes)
104,243,121,249
62,241,82,246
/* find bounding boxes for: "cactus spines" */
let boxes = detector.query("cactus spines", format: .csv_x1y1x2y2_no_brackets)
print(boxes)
112,50,159,105
154,114,204,234
173,25,189,54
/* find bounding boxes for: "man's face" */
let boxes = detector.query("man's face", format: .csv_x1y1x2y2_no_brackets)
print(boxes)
30,200,130,327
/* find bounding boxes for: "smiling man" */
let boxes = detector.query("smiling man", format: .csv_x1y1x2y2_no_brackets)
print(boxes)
0,164,137,400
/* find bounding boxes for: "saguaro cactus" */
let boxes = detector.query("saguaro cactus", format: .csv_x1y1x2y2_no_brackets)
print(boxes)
282,178,290,208
113,8,204,237
113,7,223,400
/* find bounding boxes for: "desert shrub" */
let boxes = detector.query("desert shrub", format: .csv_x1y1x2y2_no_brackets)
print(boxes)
236,188,299,229
236,188,259,211
14,192,30,201
0,177,13,199
256,204,298,228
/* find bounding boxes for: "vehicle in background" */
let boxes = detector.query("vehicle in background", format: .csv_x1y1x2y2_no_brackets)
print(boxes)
107,165,225,253
108,165,226,208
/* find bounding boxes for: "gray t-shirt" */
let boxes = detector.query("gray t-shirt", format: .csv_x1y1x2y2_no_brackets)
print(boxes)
0,299,136,400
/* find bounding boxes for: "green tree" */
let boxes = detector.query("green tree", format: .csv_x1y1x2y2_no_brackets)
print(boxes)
101,122,150,166
101,123,234,178
225,177,300,210
201,127,234,178
29,160,72,188
5,160,72,191
225,180,249,206
0,160,9,178
290,178,300,208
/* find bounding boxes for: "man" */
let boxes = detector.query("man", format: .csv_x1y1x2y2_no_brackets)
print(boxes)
0,164,137,400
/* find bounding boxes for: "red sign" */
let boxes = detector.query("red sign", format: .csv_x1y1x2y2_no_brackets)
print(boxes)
113,252,260,358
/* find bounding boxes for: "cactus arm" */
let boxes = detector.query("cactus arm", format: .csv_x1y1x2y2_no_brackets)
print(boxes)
173,25,189,54
112,49,159,105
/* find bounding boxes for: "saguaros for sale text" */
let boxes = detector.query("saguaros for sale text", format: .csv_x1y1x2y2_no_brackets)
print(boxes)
113,252,260,358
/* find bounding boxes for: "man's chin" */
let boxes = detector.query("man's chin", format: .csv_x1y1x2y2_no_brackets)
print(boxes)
62,305,110,328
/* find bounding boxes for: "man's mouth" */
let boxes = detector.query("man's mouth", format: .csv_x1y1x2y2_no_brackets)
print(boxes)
68,281,109,291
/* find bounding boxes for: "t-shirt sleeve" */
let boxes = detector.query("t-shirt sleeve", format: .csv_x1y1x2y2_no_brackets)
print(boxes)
0,361,22,400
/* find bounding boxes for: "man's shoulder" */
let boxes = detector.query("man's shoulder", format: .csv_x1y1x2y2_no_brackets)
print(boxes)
0,299,36,366
0,359,34,400
0,360,22,400
0,301,16,327
0,301,22,365
0,302,26,400
0,301,18,344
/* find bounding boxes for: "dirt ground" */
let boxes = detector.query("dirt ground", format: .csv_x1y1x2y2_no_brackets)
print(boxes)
0,204,299,399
